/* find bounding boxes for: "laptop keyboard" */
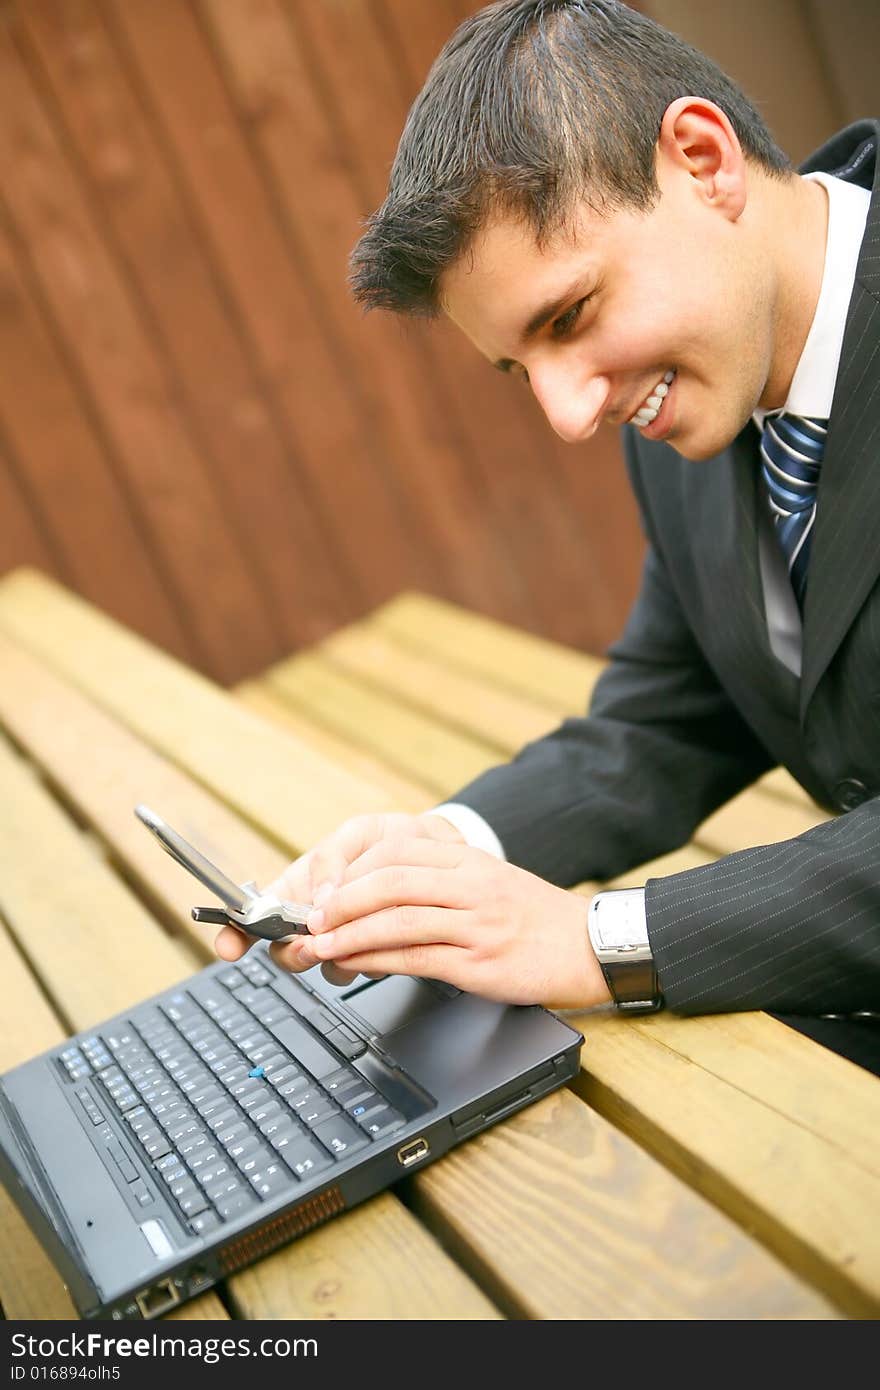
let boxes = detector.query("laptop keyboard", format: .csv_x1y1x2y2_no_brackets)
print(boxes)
58,957,408,1236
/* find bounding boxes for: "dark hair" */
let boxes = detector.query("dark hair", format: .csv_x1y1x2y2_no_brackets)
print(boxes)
350,0,792,315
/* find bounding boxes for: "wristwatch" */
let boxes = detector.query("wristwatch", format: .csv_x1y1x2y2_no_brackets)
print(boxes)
587,888,663,1014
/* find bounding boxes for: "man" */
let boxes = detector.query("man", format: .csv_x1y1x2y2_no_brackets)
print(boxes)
216,1,880,1068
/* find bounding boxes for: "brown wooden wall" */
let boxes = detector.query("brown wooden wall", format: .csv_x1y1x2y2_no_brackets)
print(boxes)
0,0,874,685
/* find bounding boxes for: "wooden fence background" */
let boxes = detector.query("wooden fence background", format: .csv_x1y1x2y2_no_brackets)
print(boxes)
0,0,875,684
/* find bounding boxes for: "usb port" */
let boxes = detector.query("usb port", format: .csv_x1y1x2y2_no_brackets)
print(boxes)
397,1137,429,1167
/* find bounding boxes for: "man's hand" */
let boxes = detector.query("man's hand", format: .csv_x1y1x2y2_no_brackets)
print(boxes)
270,832,611,1010
213,812,465,986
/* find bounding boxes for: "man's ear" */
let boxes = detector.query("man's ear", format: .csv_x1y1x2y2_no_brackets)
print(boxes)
657,96,747,219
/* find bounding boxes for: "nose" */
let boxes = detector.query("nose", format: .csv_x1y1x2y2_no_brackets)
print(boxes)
528,366,611,443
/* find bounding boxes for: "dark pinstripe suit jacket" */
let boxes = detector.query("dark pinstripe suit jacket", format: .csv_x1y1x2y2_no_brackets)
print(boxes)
454,121,880,1017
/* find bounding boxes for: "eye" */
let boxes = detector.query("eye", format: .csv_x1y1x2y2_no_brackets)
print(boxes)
551,295,591,339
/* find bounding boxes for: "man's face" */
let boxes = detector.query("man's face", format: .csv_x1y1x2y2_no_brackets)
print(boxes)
440,149,775,462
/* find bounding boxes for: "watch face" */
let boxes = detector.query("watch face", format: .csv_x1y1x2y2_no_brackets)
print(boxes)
592,891,649,952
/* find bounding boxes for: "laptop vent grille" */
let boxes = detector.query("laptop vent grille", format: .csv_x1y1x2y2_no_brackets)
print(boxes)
218,1187,345,1274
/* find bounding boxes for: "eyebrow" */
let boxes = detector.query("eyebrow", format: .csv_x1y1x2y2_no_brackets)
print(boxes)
492,277,587,373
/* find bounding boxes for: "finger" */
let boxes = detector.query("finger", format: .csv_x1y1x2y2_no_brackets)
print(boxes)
309,866,471,936
320,961,360,987
307,816,389,904
342,835,467,886
310,904,466,963
329,942,465,985
268,934,321,975
214,924,255,961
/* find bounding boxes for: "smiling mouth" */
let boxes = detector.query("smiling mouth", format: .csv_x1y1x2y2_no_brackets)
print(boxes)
628,370,676,427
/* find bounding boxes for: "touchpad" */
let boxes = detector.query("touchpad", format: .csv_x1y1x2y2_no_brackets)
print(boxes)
342,976,442,1037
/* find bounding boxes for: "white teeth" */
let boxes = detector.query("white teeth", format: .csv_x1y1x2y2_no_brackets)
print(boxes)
630,369,676,425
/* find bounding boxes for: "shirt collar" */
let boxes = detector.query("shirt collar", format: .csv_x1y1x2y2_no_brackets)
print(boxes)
753,171,870,430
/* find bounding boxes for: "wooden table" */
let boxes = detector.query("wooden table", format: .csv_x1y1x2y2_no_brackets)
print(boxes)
1,566,878,1322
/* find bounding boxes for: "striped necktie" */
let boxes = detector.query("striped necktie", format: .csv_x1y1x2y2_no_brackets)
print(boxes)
759,412,827,612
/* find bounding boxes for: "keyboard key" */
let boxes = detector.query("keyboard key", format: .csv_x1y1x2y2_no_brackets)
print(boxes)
269,1125,305,1157
239,961,272,986
142,1131,173,1161
258,1113,293,1141
268,1064,300,1089
178,1188,210,1217
282,1137,333,1181
237,1145,275,1180
295,1095,339,1130
248,1163,291,1200
268,1017,340,1080
355,1104,406,1139
215,1188,257,1221
206,1107,239,1134
195,1159,234,1190
342,1088,380,1115
277,1075,309,1101
249,1099,281,1128
190,1210,221,1235
311,1115,369,1160
325,1026,367,1060
239,1085,273,1113
322,1067,362,1095
215,1120,249,1149
179,1132,211,1159
216,968,245,991
227,1133,262,1166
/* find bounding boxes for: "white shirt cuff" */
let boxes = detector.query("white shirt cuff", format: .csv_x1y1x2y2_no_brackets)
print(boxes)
431,803,507,860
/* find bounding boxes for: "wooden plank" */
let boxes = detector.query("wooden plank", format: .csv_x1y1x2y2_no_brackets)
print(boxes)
263,652,497,796
19,0,353,651
228,1192,500,1321
235,680,429,811
411,1086,835,1319
0,627,288,955
372,590,605,711
0,732,199,1029
103,0,435,607
573,1009,880,1316
0,569,398,849
0,12,278,681
0,213,190,661
317,621,562,751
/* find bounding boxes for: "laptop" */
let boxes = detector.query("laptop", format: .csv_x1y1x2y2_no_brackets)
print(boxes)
0,944,583,1319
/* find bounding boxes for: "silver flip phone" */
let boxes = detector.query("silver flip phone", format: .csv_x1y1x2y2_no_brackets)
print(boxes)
134,804,311,942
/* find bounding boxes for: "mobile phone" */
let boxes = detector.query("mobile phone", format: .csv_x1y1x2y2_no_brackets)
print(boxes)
134,805,311,940
134,804,251,912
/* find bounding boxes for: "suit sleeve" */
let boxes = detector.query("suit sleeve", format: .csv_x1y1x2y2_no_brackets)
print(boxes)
451,445,775,887
646,796,880,1015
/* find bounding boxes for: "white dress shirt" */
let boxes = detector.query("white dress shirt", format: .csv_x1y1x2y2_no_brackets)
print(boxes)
433,171,871,960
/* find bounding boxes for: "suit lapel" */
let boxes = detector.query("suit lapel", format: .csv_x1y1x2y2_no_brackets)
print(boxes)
801,166,880,718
